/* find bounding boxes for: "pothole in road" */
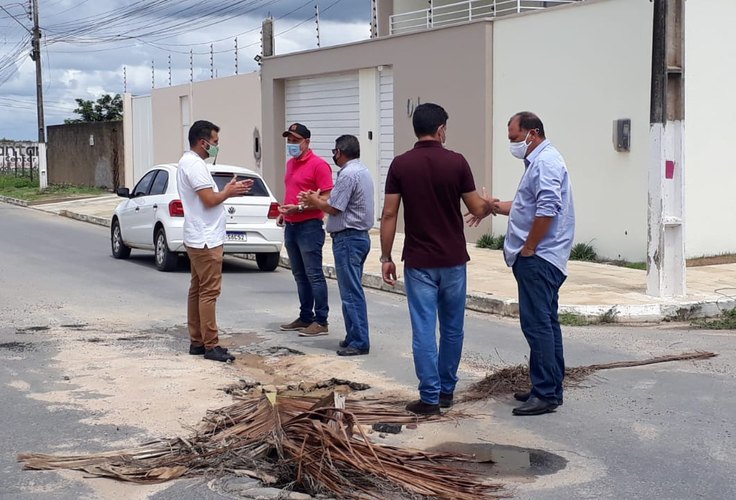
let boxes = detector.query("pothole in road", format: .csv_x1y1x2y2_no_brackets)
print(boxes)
224,377,371,398
220,330,266,349
0,341,37,352
116,335,152,341
427,442,567,479
15,326,50,334
244,345,305,357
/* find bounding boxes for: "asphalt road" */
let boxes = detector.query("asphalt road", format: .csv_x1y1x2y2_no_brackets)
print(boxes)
1,202,734,499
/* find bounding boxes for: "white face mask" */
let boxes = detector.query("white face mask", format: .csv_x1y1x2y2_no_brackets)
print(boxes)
509,131,531,159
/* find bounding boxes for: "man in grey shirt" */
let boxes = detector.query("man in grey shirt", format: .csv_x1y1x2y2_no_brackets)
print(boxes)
302,135,375,356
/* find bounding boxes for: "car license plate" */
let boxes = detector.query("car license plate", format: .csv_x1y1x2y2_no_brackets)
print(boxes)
227,231,247,242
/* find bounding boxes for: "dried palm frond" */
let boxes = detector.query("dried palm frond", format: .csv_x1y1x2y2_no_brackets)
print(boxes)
461,350,717,402
19,392,505,498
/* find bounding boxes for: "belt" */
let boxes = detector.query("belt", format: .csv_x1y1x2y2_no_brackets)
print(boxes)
330,227,368,238
284,218,322,226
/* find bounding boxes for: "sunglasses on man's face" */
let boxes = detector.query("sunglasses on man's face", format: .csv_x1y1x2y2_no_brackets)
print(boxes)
331,149,340,155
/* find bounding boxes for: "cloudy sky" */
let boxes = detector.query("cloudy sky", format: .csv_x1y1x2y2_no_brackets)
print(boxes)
0,0,372,141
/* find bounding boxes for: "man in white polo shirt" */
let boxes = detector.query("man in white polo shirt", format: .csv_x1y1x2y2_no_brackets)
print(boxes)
177,120,252,362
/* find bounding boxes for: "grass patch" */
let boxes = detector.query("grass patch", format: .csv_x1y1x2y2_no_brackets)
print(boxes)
569,242,597,261
606,260,647,270
691,308,736,330
622,261,646,270
476,233,505,250
559,307,618,326
0,174,106,202
558,312,590,326
687,253,736,267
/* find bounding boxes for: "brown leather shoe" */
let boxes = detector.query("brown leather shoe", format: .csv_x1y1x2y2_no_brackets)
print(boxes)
298,322,328,337
280,318,311,331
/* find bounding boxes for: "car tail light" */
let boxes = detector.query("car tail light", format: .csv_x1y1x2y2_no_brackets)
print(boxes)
169,199,184,217
267,202,280,219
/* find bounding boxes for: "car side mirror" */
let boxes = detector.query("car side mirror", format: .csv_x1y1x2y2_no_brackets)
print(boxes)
116,187,130,198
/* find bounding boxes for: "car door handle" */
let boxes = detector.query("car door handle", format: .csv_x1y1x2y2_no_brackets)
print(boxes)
153,204,158,209
135,207,140,212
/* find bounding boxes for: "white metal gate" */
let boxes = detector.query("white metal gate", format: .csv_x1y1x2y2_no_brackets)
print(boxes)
285,72,360,173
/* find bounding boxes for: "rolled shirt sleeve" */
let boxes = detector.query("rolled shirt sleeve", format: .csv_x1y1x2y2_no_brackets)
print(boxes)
535,159,563,217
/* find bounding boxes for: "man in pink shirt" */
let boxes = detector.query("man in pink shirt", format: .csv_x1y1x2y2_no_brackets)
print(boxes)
278,123,334,336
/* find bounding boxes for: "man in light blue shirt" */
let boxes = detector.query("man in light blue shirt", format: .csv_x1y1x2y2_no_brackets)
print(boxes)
301,135,374,356
495,111,575,416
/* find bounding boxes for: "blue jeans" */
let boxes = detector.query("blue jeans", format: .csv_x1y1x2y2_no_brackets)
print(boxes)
404,265,467,405
284,219,329,325
512,255,567,404
332,229,371,350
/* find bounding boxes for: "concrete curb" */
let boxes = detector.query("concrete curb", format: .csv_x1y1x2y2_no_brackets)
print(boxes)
58,209,112,228
8,198,730,324
559,299,736,323
0,195,29,207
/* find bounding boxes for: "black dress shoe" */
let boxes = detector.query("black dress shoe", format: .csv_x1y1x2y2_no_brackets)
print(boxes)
405,399,440,415
339,339,349,348
513,391,531,402
189,344,206,355
514,391,563,406
512,396,558,416
190,344,228,355
336,346,369,356
204,346,235,362
439,392,454,408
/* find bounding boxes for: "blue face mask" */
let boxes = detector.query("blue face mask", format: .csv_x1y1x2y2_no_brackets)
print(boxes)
286,143,301,158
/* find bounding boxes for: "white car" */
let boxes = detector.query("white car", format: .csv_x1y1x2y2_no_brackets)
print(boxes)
111,163,283,272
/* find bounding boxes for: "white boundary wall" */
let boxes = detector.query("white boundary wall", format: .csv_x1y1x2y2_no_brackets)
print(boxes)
492,0,653,261
684,0,736,258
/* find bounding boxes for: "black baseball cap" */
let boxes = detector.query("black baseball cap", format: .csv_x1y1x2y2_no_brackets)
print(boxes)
282,123,311,140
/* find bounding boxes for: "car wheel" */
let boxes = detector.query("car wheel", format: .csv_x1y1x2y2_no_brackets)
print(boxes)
155,228,178,272
255,252,280,272
111,218,131,259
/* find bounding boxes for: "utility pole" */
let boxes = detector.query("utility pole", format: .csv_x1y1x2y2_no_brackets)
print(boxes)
31,0,45,143
647,0,686,297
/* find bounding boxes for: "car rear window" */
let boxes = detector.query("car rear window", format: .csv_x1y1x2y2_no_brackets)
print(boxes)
212,173,269,197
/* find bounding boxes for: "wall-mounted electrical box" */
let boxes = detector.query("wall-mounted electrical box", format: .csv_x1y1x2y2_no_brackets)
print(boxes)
613,119,631,152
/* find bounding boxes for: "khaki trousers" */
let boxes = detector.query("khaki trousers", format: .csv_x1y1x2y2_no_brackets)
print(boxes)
186,245,224,349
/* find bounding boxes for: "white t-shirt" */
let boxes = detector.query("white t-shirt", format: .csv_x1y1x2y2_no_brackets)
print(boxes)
176,151,226,248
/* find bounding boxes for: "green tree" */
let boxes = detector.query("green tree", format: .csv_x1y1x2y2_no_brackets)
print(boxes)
64,94,123,124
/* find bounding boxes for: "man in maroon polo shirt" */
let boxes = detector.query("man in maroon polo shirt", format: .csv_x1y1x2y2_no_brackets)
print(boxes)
278,123,334,337
380,103,495,415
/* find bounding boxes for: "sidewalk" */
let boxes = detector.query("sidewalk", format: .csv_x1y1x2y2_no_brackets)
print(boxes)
12,194,736,323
